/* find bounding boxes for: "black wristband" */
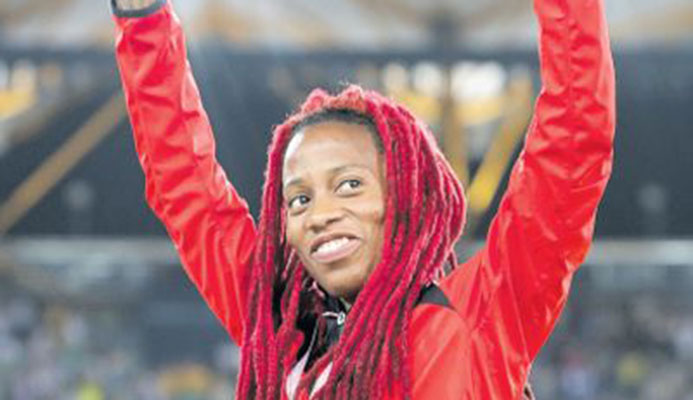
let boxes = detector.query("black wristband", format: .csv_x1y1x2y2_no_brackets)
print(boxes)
111,0,166,18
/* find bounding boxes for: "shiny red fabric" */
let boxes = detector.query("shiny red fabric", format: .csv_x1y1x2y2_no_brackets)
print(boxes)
113,0,615,398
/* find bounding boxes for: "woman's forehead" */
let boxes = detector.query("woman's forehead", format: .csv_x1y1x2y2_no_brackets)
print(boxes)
282,122,383,183
285,122,380,163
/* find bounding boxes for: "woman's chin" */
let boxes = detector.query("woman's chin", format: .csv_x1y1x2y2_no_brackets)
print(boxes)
320,270,365,301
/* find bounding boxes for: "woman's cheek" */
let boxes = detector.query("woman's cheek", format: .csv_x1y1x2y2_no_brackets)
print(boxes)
285,218,306,259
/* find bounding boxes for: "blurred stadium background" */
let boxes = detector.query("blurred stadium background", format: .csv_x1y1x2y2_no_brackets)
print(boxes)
1,0,692,399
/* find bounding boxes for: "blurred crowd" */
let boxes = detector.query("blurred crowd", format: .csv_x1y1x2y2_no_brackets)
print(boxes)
2,270,693,400
0,291,235,400
532,292,693,400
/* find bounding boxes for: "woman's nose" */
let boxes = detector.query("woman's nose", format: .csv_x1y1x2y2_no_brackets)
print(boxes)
306,195,343,231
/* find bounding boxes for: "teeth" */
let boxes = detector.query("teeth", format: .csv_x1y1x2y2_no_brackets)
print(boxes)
315,237,350,255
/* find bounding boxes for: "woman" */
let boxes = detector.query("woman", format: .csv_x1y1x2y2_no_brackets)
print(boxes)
111,0,615,398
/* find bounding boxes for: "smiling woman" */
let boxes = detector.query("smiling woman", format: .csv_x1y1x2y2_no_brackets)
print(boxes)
238,82,470,399
111,0,615,398
283,117,386,302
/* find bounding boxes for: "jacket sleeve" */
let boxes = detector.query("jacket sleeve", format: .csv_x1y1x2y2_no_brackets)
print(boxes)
441,0,615,393
112,0,256,345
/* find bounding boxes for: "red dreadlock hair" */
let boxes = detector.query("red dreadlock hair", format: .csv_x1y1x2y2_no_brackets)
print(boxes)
236,84,466,399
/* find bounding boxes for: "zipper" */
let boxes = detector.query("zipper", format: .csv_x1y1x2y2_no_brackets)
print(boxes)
322,310,346,326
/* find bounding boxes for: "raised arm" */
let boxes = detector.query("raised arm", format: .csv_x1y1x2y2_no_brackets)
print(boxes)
112,0,256,344
441,0,615,394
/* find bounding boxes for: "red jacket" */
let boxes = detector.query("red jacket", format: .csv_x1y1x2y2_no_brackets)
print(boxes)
113,0,615,398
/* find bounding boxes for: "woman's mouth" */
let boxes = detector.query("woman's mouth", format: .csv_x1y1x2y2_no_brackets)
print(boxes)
311,237,361,264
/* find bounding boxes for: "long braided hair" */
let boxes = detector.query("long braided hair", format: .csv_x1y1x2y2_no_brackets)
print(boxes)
236,84,466,399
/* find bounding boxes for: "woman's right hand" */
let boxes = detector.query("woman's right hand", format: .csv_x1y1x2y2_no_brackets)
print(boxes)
112,0,158,10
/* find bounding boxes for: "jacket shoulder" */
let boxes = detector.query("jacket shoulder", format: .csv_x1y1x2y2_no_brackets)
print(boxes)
409,287,473,398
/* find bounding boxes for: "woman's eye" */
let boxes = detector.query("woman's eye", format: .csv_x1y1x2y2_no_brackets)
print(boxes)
288,194,310,210
336,179,362,194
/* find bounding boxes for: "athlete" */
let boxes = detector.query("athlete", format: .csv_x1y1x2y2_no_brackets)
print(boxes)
111,0,615,398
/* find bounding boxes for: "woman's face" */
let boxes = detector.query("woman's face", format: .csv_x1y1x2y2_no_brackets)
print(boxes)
283,121,386,301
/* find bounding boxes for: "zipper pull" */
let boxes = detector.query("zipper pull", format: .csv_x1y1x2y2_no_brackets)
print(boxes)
337,311,346,326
